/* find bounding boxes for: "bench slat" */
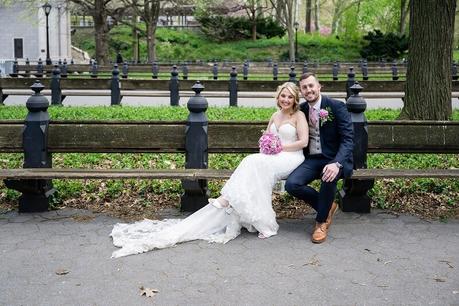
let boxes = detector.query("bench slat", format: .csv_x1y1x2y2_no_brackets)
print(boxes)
0,168,458,180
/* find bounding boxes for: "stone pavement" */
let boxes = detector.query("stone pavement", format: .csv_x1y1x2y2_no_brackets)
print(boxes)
1,208,458,306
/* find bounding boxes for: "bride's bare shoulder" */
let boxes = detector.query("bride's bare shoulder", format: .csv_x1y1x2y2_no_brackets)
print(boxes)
293,111,306,120
270,111,281,119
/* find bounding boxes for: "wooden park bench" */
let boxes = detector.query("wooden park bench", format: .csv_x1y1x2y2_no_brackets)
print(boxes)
1,81,458,215
14,61,408,80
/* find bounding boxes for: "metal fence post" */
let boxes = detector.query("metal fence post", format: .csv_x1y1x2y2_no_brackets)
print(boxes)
10,59,18,77
229,66,238,107
453,61,459,81
345,67,355,100
111,64,121,106
302,60,308,74
90,60,98,78
182,63,189,80
288,66,296,82
122,61,129,79
51,65,62,105
273,62,278,80
4,80,55,212
152,61,159,79
36,58,44,78
181,81,209,211
391,60,399,80
212,62,218,80
339,82,374,213
61,59,68,78
243,61,249,80
169,65,180,106
25,58,30,77
332,62,339,81
362,61,369,81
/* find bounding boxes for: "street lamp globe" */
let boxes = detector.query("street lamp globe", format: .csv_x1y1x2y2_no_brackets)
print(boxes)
42,2,51,16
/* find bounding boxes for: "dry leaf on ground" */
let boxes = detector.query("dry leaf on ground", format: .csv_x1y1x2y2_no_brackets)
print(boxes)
140,286,159,298
55,269,70,275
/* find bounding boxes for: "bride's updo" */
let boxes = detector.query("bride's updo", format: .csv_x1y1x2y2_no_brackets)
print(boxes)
275,82,300,113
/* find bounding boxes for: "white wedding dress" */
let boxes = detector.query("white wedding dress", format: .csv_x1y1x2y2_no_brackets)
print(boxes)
110,123,305,258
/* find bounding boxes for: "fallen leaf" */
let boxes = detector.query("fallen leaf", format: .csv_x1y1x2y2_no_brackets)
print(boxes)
55,269,70,275
351,280,367,286
303,256,321,266
140,286,159,298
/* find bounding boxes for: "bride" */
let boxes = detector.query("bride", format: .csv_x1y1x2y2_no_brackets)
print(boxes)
111,82,309,258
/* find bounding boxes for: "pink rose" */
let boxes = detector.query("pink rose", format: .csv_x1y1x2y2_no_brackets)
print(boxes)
258,132,282,155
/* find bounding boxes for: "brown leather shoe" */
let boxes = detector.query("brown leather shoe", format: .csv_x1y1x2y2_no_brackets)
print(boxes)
311,222,328,243
325,202,338,229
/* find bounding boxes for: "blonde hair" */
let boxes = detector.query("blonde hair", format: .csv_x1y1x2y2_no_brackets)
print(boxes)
275,82,300,113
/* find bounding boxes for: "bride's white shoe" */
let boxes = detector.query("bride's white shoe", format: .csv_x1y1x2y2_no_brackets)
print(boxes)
209,198,233,214
209,198,226,208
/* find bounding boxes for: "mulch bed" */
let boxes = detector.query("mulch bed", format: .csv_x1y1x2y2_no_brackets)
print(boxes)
1,190,457,221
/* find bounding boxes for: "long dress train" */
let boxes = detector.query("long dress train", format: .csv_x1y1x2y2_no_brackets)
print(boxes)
110,123,304,258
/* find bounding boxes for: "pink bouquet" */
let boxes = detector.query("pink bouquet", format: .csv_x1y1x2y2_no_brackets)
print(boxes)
258,132,282,155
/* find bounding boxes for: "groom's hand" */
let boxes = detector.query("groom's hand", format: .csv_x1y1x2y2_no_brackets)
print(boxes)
321,163,340,182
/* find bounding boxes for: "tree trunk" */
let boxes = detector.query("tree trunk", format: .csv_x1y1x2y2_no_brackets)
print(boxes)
146,23,157,62
399,0,410,35
93,0,109,65
132,15,139,63
313,0,320,32
400,0,456,120
287,26,295,61
252,21,257,40
144,0,160,62
331,3,341,34
305,0,312,32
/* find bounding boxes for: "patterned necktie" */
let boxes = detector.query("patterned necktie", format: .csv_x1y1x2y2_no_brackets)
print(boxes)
309,107,318,127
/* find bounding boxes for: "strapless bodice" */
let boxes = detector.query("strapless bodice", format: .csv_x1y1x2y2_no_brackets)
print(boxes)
269,123,298,145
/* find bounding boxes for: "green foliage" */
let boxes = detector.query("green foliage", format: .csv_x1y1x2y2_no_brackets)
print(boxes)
196,15,285,42
294,34,362,62
72,26,362,62
360,30,408,60
1,106,458,122
357,0,402,34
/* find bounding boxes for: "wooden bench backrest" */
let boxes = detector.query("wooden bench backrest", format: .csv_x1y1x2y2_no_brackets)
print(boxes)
1,121,458,154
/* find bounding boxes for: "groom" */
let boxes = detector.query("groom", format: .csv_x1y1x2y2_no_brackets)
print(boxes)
285,73,354,243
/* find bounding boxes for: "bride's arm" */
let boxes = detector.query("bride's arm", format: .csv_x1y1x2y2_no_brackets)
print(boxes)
266,112,277,132
281,111,308,151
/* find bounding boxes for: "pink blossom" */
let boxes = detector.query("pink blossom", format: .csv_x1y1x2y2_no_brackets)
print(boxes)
258,132,282,155
319,109,329,119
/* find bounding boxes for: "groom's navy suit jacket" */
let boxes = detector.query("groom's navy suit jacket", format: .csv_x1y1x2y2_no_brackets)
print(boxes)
299,95,354,178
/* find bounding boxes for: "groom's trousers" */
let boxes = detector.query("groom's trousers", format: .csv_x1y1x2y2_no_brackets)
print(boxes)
285,155,341,223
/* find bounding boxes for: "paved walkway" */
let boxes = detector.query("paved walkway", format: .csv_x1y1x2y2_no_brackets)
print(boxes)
1,208,458,305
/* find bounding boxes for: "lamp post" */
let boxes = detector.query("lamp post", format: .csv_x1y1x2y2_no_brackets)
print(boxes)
42,2,52,65
294,21,299,62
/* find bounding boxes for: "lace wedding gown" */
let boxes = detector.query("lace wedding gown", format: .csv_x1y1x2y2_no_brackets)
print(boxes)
110,123,305,258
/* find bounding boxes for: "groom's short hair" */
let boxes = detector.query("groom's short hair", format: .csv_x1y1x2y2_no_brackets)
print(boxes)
299,72,320,83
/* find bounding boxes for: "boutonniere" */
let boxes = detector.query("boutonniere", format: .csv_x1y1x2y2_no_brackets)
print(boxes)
319,107,334,126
